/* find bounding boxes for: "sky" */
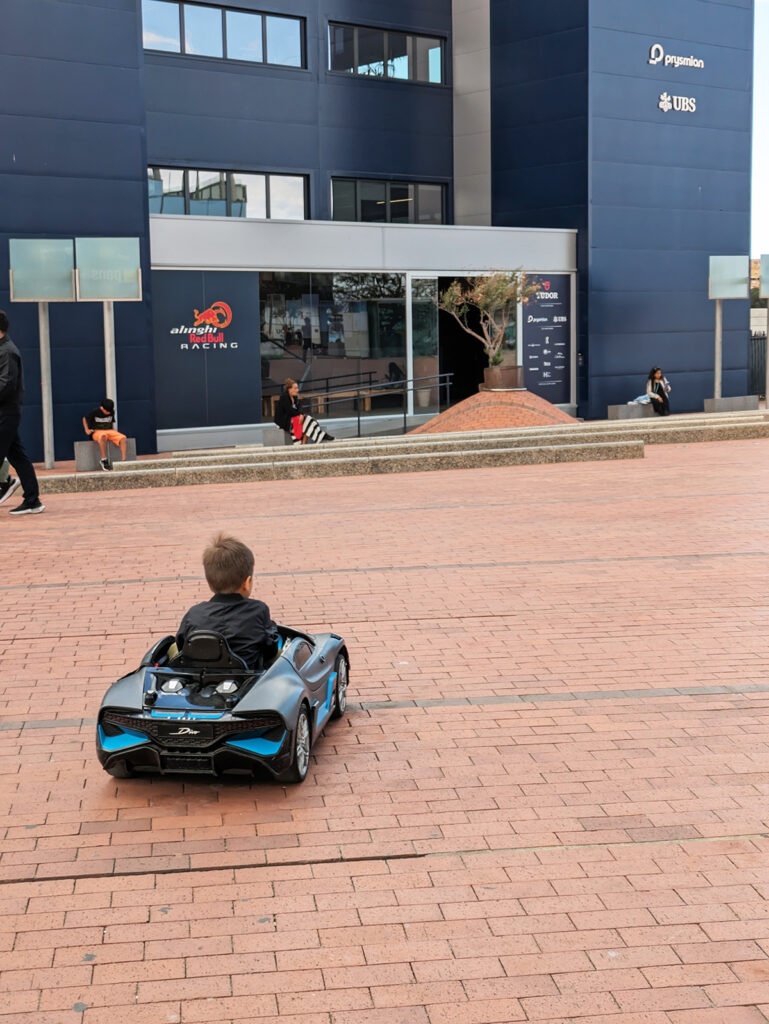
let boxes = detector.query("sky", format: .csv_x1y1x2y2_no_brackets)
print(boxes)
753,0,768,256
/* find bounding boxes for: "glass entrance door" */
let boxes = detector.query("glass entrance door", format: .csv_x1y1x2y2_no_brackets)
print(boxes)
408,275,439,416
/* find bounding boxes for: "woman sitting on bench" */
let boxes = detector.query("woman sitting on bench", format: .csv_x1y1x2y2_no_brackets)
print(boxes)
274,378,335,445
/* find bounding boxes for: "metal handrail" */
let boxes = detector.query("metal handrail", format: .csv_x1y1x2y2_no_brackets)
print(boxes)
301,373,453,437
263,369,377,397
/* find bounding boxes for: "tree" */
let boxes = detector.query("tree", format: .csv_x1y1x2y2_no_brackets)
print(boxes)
438,272,538,366
751,287,767,310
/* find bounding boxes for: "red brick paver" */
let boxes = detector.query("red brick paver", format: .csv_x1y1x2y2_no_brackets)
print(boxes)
4,439,769,1021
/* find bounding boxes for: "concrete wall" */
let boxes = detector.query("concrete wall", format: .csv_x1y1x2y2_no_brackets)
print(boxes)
452,0,491,225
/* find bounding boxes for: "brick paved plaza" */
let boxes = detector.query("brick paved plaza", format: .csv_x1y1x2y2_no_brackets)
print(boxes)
4,438,769,1023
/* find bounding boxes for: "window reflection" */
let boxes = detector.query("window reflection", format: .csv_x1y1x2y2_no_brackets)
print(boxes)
331,178,445,224
259,273,407,425
183,4,223,57
142,0,181,51
357,27,385,76
231,173,266,218
328,24,355,73
265,15,302,67
416,183,443,224
225,10,262,62
359,181,387,222
387,33,410,79
268,175,305,219
331,179,356,222
411,278,440,414
188,170,227,215
147,167,185,213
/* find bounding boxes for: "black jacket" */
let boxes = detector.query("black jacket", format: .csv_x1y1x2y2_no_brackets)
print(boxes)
177,593,279,671
274,391,302,432
0,335,24,414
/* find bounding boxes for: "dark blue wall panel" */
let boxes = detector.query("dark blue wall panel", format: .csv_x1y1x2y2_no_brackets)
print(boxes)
143,0,453,221
491,0,753,417
1,0,155,462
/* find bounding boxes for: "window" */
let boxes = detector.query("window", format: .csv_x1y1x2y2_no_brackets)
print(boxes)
148,168,308,219
142,0,305,68
331,179,445,224
328,23,445,84
142,0,181,52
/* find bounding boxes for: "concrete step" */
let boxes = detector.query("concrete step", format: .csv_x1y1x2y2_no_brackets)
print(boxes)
39,439,644,494
112,417,769,474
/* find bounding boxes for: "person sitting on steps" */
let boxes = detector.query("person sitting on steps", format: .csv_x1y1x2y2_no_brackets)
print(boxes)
83,398,127,470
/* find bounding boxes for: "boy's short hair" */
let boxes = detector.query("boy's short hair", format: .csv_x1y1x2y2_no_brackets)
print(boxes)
102,398,115,412
203,533,255,593
0,310,9,334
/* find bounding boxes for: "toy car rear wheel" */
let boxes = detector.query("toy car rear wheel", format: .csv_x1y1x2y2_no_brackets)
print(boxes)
280,706,310,784
330,653,348,719
105,760,133,779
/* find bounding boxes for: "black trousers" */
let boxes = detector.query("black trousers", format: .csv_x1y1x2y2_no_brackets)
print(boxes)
0,412,39,500
651,393,670,416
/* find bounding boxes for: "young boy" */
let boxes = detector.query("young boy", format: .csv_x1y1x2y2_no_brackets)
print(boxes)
176,534,279,671
83,398,127,471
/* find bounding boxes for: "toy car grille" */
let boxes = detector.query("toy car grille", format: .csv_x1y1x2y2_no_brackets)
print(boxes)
103,712,283,744
162,754,213,772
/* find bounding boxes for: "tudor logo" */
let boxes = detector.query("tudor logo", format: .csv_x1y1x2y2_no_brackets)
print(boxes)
537,280,559,300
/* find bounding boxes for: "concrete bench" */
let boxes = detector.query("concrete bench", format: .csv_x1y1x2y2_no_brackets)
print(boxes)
75,438,137,471
607,403,655,420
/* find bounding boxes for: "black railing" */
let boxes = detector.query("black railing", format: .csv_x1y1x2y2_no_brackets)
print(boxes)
750,333,767,399
263,369,378,399
301,373,453,438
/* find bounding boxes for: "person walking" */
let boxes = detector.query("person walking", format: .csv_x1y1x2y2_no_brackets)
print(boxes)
0,310,45,515
646,366,671,416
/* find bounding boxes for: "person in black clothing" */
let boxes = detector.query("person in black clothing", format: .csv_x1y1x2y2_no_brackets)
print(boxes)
0,310,45,515
273,377,334,445
176,533,279,671
646,366,671,415
82,398,128,470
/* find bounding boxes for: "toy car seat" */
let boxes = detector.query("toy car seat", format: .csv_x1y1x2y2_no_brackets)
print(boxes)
170,630,250,672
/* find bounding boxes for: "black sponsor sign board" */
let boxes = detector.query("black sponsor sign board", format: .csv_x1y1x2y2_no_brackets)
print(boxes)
522,274,571,406
152,270,261,430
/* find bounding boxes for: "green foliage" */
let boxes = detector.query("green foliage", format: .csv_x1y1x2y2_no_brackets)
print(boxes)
438,272,538,364
751,287,768,309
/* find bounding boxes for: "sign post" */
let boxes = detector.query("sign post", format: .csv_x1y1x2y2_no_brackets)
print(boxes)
761,256,769,406
8,239,76,468
708,255,749,403
75,238,142,429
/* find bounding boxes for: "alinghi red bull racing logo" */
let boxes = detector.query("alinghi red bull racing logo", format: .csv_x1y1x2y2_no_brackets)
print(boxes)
170,301,238,349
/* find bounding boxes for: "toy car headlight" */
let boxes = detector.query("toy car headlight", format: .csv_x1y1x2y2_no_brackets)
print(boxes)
162,679,184,693
216,680,238,695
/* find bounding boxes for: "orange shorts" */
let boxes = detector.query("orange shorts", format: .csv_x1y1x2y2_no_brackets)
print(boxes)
92,429,125,445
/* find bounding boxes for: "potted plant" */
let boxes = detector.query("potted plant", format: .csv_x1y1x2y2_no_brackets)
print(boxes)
438,271,538,389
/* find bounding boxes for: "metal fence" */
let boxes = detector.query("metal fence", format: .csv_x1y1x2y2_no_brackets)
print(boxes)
749,332,767,399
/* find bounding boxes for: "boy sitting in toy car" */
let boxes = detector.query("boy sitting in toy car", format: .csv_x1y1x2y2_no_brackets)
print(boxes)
176,534,279,671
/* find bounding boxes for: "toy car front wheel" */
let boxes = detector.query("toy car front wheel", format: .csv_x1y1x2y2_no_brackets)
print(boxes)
331,653,348,719
105,759,133,779
280,706,310,784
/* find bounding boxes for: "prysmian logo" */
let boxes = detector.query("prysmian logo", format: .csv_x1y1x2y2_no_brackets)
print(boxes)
171,300,239,350
536,280,559,300
659,91,696,113
648,43,704,69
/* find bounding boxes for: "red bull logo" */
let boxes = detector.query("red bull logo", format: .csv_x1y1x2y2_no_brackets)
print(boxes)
170,300,238,350
193,301,232,329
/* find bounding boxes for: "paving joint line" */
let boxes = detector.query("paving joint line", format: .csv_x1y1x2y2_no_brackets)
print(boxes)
2,831,767,890
4,683,769,732
2,548,769,592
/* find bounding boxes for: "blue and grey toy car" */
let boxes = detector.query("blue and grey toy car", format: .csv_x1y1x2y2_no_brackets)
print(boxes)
96,626,349,782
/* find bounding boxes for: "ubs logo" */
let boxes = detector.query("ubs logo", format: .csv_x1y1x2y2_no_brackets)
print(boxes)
659,91,696,114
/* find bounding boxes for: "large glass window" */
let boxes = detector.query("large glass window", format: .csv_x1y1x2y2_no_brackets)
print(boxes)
411,277,440,415
259,272,407,425
328,24,355,74
147,167,185,213
265,15,302,67
332,178,445,224
142,0,181,51
142,0,305,67
188,170,227,215
148,167,308,219
268,175,306,220
183,3,222,57
225,10,262,62
231,172,266,218
328,23,445,84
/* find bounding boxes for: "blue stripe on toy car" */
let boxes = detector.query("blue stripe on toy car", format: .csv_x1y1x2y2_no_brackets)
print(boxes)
319,671,337,721
226,731,286,757
98,724,150,752
150,711,224,720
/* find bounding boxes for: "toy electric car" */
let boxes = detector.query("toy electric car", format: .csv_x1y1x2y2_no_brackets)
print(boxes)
96,626,348,782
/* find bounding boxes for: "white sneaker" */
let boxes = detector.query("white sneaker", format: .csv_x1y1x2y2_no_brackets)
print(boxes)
0,476,20,506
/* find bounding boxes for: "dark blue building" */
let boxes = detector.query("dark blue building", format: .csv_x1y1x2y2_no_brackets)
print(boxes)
1,0,754,459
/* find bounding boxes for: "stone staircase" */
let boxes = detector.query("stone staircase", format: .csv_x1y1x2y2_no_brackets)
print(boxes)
38,410,769,494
